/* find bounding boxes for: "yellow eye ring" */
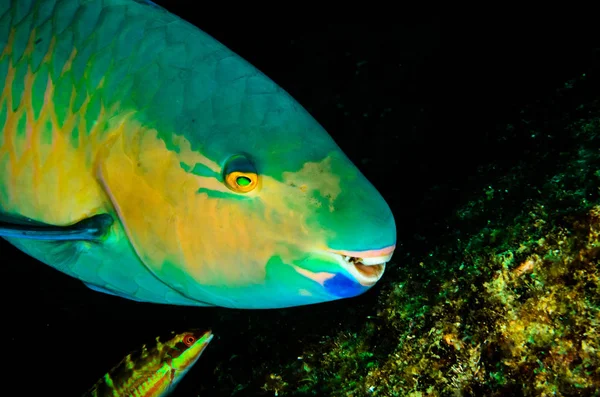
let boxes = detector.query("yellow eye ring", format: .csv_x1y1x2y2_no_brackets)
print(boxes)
225,171,258,193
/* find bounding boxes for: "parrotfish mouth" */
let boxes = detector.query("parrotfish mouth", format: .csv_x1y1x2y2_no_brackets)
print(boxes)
328,245,395,286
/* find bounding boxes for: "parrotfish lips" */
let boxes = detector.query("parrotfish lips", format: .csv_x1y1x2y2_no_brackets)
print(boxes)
328,245,395,286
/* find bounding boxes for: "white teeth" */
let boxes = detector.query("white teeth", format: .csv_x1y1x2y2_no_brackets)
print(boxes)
360,253,393,265
340,253,393,265
326,251,392,286
336,256,385,285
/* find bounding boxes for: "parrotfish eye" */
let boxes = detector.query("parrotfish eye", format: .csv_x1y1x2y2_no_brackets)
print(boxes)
183,334,196,347
223,154,259,193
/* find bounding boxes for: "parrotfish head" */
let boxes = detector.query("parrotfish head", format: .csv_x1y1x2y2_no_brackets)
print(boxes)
112,91,396,309
101,28,396,309
198,103,397,308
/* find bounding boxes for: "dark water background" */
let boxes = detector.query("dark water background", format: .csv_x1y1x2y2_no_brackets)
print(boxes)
2,5,599,396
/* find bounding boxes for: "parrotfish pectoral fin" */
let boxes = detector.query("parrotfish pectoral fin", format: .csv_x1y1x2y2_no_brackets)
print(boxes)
0,214,113,241
83,282,144,302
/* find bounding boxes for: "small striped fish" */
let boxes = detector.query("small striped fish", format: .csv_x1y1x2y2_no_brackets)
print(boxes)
83,330,213,396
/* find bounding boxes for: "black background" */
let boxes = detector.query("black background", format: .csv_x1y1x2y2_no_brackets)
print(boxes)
2,4,599,396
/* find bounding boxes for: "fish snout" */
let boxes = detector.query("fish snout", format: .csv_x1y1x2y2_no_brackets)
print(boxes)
327,245,395,286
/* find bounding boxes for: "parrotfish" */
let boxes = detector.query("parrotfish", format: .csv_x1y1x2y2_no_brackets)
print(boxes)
0,0,396,309
83,329,213,396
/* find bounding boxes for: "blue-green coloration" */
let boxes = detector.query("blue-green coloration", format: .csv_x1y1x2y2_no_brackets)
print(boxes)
0,0,396,309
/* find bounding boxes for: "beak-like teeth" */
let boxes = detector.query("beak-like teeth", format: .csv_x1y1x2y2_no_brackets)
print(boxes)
326,247,394,286
342,253,393,266
359,253,393,265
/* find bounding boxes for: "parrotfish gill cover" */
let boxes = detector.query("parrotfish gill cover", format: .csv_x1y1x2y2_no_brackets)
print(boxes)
0,0,396,308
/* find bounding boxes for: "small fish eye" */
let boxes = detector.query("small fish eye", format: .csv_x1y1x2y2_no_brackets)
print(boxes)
223,154,258,193
183,335,196,346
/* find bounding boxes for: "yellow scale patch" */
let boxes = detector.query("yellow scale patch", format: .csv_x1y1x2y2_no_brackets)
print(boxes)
98,120,341,289
0,27,118,225
0,25,345,293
